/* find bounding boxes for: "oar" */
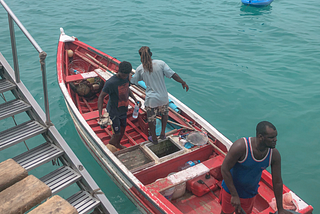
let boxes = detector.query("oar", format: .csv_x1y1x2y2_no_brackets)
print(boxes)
165,129,178,137
156,116,194,130
85,53,111,72
208,138,226,156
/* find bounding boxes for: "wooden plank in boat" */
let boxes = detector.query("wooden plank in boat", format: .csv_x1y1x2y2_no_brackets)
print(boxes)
65,71,98,83
82,110,99,121
114,144,155,173
146,155,224,193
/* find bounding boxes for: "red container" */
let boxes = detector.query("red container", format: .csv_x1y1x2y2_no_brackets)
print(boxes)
186,173,218,197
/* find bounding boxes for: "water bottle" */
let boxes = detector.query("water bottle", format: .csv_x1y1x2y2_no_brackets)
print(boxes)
72,69,80,74
180,160,200,170
132,101,140,119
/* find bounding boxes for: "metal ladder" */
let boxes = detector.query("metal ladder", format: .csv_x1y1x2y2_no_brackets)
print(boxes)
0,56,117,213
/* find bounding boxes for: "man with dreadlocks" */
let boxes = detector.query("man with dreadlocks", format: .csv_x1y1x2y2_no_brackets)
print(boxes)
130,46,189,144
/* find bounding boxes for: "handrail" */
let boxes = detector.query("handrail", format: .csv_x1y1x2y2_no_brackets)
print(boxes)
0,0,51,126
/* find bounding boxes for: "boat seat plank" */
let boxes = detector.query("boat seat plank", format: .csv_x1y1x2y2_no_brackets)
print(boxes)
94,68,112,81
65,71,98,83
29,195,78,214
126,119,148,141
82,110,99,121
0,175,51,214
0,159,28,192
146,155,224,193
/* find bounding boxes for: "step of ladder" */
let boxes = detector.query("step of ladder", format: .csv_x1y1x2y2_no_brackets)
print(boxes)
67,191,101,214
12,142,64,171
0,120,47,151
0,79,16,93
40,166,82,195
0,99,31,120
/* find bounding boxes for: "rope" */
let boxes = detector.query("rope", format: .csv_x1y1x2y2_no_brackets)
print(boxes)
39,51,47,66
90,188,104,196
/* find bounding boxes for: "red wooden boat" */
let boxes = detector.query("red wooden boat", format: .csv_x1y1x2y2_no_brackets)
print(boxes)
57,28,313,214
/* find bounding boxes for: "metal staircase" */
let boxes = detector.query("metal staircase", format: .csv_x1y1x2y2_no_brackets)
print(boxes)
0,54,116,214
0,0,117,213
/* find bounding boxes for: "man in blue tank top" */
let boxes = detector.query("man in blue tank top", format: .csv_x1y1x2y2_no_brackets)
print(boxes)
221,121,292,214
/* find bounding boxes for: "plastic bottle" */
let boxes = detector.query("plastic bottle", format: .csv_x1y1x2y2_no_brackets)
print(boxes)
180,160,200,170
132,101,140,119
72,69,80,74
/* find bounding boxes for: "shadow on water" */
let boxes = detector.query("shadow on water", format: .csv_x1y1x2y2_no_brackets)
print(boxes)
240,4,273,16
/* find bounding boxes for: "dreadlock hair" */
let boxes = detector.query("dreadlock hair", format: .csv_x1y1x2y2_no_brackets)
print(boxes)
139,46,153,72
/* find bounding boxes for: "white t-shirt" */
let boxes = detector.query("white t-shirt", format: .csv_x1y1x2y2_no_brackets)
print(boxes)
131,59,175,108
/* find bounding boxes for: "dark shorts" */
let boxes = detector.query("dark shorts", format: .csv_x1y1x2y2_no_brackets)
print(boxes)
220,188,256,214
110,114,127,134
145,103,169,123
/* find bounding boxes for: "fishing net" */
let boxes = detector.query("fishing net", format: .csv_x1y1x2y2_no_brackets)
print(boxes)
68,59,90,74
70,77,104,98
186,131,208,146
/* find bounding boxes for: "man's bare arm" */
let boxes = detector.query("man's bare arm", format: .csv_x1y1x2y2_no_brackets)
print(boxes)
271,149,292,214
172,73,189,92
221,138,246,212
98,91,107,120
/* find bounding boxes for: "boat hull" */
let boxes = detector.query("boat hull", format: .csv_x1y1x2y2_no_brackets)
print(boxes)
62,96,164,214
57,28,313,214
241,0,274,6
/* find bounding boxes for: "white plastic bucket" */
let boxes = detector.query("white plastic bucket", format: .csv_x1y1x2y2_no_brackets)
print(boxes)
160,172,177,201
172,182,186,199
162,187,175,201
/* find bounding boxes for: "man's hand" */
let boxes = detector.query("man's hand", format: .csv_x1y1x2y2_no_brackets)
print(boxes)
231,195,242,214
182,82,189,92
129,72,134,81
136,101,142,108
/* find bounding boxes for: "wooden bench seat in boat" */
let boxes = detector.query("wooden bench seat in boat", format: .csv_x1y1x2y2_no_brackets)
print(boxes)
82,108,133,121
82,110,99,121
29,195,78,214
65,71,98,83
146,155,224,194
0,175,51,213
0,159,28,192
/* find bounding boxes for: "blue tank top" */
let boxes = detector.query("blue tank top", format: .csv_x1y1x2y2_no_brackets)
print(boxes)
222,137,273,198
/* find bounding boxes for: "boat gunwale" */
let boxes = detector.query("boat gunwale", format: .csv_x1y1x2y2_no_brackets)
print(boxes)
57,38,181,213
56,31,314,214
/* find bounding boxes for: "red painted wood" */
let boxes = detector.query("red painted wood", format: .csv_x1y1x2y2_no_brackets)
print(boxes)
57,34,314,214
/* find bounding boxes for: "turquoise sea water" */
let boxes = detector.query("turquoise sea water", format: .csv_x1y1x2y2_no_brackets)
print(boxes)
1,0,319,213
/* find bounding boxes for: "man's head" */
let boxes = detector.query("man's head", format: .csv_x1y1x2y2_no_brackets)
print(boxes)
138,46,153,72
256,121,277,148
117,61,132,79
139,46,152,57
118,61,132,74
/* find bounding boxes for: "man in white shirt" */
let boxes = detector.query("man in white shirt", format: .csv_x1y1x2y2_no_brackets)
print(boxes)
131,46,189,144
